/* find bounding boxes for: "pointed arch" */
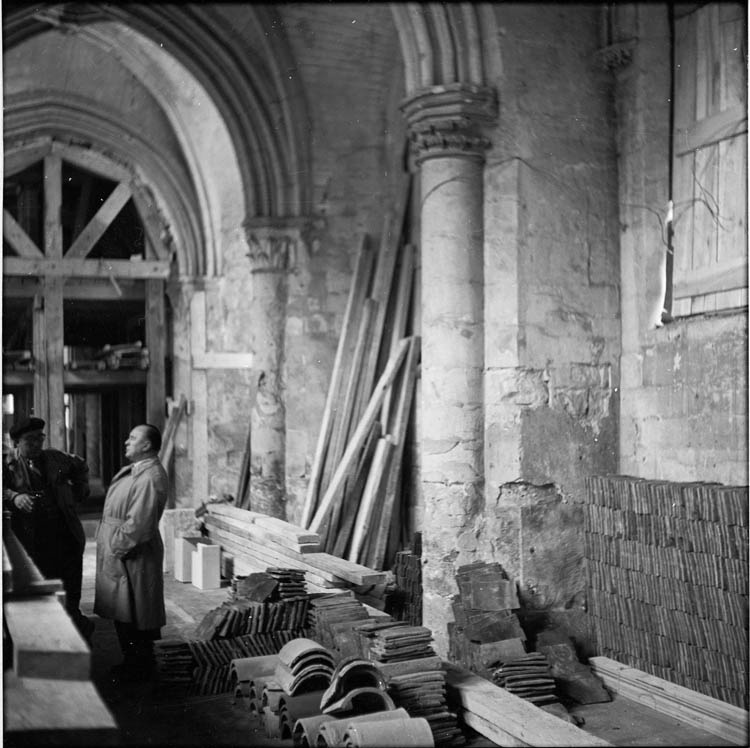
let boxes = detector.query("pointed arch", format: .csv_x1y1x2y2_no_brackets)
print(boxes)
3,2,312,222
390,1,495,94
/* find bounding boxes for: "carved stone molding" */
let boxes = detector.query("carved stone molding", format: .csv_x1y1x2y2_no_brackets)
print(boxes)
242,220,308,273
401,83,498,164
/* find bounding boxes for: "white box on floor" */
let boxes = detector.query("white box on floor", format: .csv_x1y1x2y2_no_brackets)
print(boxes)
191,542,221,590
174,536,207,583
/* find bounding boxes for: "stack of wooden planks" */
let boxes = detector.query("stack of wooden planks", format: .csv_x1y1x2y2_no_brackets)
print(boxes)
300,174,420,569
200,502,387,599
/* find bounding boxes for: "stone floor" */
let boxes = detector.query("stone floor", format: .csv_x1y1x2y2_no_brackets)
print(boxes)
72,532,738,748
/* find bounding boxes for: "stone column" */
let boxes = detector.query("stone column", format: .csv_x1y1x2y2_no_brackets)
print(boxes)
244,222,304,519
402,84,497,656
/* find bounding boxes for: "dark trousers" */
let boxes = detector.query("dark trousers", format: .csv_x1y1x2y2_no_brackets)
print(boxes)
114,620,161,669
21,521,84,622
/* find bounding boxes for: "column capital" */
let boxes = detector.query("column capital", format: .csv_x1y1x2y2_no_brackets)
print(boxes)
401,83,498,164
243,218,309,273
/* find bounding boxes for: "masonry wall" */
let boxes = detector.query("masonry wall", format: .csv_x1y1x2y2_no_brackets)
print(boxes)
616,4,749,487
267,4,407,522
470,3,621,653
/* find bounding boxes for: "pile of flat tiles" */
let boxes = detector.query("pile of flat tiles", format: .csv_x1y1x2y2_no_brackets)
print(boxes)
584,475,749,709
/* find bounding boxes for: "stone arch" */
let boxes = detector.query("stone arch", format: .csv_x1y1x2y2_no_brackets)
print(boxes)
4,92,203,277
390,1,499,94
3,3,313,264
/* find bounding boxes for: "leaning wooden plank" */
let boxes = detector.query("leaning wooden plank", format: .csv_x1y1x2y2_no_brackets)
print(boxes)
371,336,420,570
348,436,395,563
309,338,411,535
590,656,748,745
353,174,411,432
444,662,612,747
331,420,383,559
302,234,375,528
380,242,415,425
159,393,187,469
4,596,90,680
322,298,379,550
4,671,117,733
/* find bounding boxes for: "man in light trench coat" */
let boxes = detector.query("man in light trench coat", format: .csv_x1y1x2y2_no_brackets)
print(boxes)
94,423,168,682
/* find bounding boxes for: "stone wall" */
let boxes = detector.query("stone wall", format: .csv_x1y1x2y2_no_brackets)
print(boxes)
616,4,749,486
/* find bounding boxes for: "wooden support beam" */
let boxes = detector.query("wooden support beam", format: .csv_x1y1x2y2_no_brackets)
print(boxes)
66,181,132,259
301,235,375,529
309,338,410,535
4,138,52,177
3,210,44,258
191,352,254,369
44,277,65,449
50,140,130,182
146,279,166,430
589,656,748,745
3,257,171,279
43,155,62,260
32,292,49,429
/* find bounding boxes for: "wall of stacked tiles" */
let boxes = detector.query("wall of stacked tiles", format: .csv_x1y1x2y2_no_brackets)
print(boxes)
584,476,748,709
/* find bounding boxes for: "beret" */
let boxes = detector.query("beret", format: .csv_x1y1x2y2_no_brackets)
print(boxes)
9,417,45,441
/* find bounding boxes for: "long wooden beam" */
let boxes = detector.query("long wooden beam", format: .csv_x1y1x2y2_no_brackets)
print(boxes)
3,257,170,279
3,210,44,258
589,656,748,745
444,663,612,747
66,182,133,259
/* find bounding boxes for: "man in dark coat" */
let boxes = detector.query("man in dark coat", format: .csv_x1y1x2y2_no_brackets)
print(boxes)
3,416,94,641
94,423,168,682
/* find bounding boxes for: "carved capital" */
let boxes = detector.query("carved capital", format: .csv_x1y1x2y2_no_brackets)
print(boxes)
242,219,309,273
401,83,497,164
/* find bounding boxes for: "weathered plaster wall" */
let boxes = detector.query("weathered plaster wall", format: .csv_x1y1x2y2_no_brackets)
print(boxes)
617,5,748,487
465,3,621,654
270,4,406,522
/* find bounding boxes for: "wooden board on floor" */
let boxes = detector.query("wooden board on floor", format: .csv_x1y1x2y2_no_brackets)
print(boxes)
4,670,117,733
444,662,612,747
4,595,90,680
205,503,319,545
589,656,749,745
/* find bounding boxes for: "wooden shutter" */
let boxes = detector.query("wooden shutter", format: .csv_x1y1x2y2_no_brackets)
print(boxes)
672,2,748,315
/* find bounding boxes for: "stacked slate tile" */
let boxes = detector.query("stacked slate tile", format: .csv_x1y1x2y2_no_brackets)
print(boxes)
584,475,749,709
156,635,300,697
490,652,557,706
307,593,371,654
387,534,423,625
354,620,463,747
448,561,525,677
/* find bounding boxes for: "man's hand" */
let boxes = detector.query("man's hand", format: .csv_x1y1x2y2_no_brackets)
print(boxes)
13,493,35,513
